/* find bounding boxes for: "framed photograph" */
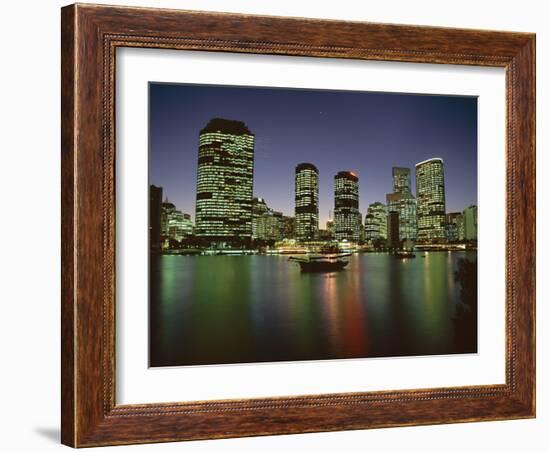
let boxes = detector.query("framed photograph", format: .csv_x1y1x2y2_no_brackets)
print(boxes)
61,3,535,447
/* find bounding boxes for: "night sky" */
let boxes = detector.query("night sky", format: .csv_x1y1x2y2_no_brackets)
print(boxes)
149,83,477,226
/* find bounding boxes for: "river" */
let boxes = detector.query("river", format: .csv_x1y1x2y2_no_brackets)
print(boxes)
149,251,477,367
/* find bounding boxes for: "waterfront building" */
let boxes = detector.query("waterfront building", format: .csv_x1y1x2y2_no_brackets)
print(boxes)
386,166,417,241
252,197,269,239
194,118,255,245
334,171,361,242
317,229,332,241
281,216,295,239
392,167,411,194
387,211,400,249
295,163,319,241
386,191,417,241
257,212,283,242
168,211,194,242
149,185,163,252
415,158,446,243
446,212,464,243
463,205,478,241
161,200,176,238
326,219,334,239
364,202,387,242
252,197,284,242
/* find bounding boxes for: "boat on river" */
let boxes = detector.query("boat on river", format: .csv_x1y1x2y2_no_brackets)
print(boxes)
289,253,352,272
394,251,416,259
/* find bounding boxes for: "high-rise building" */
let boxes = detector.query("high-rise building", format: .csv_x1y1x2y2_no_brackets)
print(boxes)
281,216,295,239
295,163,319,241
386,166,417,241
446,212,464,242
386,192,417,241
416,158,446,243
161,201,176,238
334,171,361,242
149,185,163,251
195,118,255,245
364,202,387,242
387,211,400,249
392,167,411,194
463,205,478,241
252,197,269,240
168,211,194,242
326,219,334,239
252,197,283,242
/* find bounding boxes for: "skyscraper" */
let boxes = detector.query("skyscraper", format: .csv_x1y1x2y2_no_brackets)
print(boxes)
168,211,194,242
446,212,464,242
334,171,360,242
386,192,417,241
281,216,296,239
364,201,387,242
252,197,269,240
295,163,319,241
463,205,478,241
387,211,400,249
252,197,283,242
194,118,255,245
161,200,176,238
392,167,411,194
386,167,417,241
416,158,446,243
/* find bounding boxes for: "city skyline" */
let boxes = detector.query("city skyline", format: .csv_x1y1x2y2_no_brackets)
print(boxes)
150,83,477,225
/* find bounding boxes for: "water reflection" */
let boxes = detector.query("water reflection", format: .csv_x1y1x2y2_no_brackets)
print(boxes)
149,251,477,367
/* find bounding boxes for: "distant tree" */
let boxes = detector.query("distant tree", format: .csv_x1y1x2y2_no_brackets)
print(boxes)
454,258,478,318
453,257,478,352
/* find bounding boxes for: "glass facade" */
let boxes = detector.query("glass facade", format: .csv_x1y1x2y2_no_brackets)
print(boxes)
295,163,319,241
364,201,387,242
281,216,295,239
195,118,255,244
463,205,478,241
252,197,283,241
392,167,411,194
334,171,360,242
386,166,417,242
386,192,417,241
387,211,400,248
446,212,463,242
415,158,446,243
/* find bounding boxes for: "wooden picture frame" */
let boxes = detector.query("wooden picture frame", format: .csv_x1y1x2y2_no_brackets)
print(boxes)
61,3,535,447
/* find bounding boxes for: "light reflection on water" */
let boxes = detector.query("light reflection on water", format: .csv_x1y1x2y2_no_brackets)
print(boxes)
150,251,477,367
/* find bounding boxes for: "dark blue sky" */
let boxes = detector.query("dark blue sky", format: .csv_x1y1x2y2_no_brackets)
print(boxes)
150,83,477,226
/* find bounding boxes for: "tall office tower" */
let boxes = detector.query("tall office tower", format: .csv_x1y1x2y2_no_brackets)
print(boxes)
256,210,283,242
387,211,400,249
446,212,464,243
149,185,163,252
252,197,283,241
195,118,255,245
326,219,334,239
168,211,194,242
386,191,417,241
463,205,478,241
280,216,295,239
364,201,387,242
334,171,361,242
252,197,269,240
295,163,319,241
415,158,446,243
160,200,176,238
392,167,411,194
387,166,417,241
